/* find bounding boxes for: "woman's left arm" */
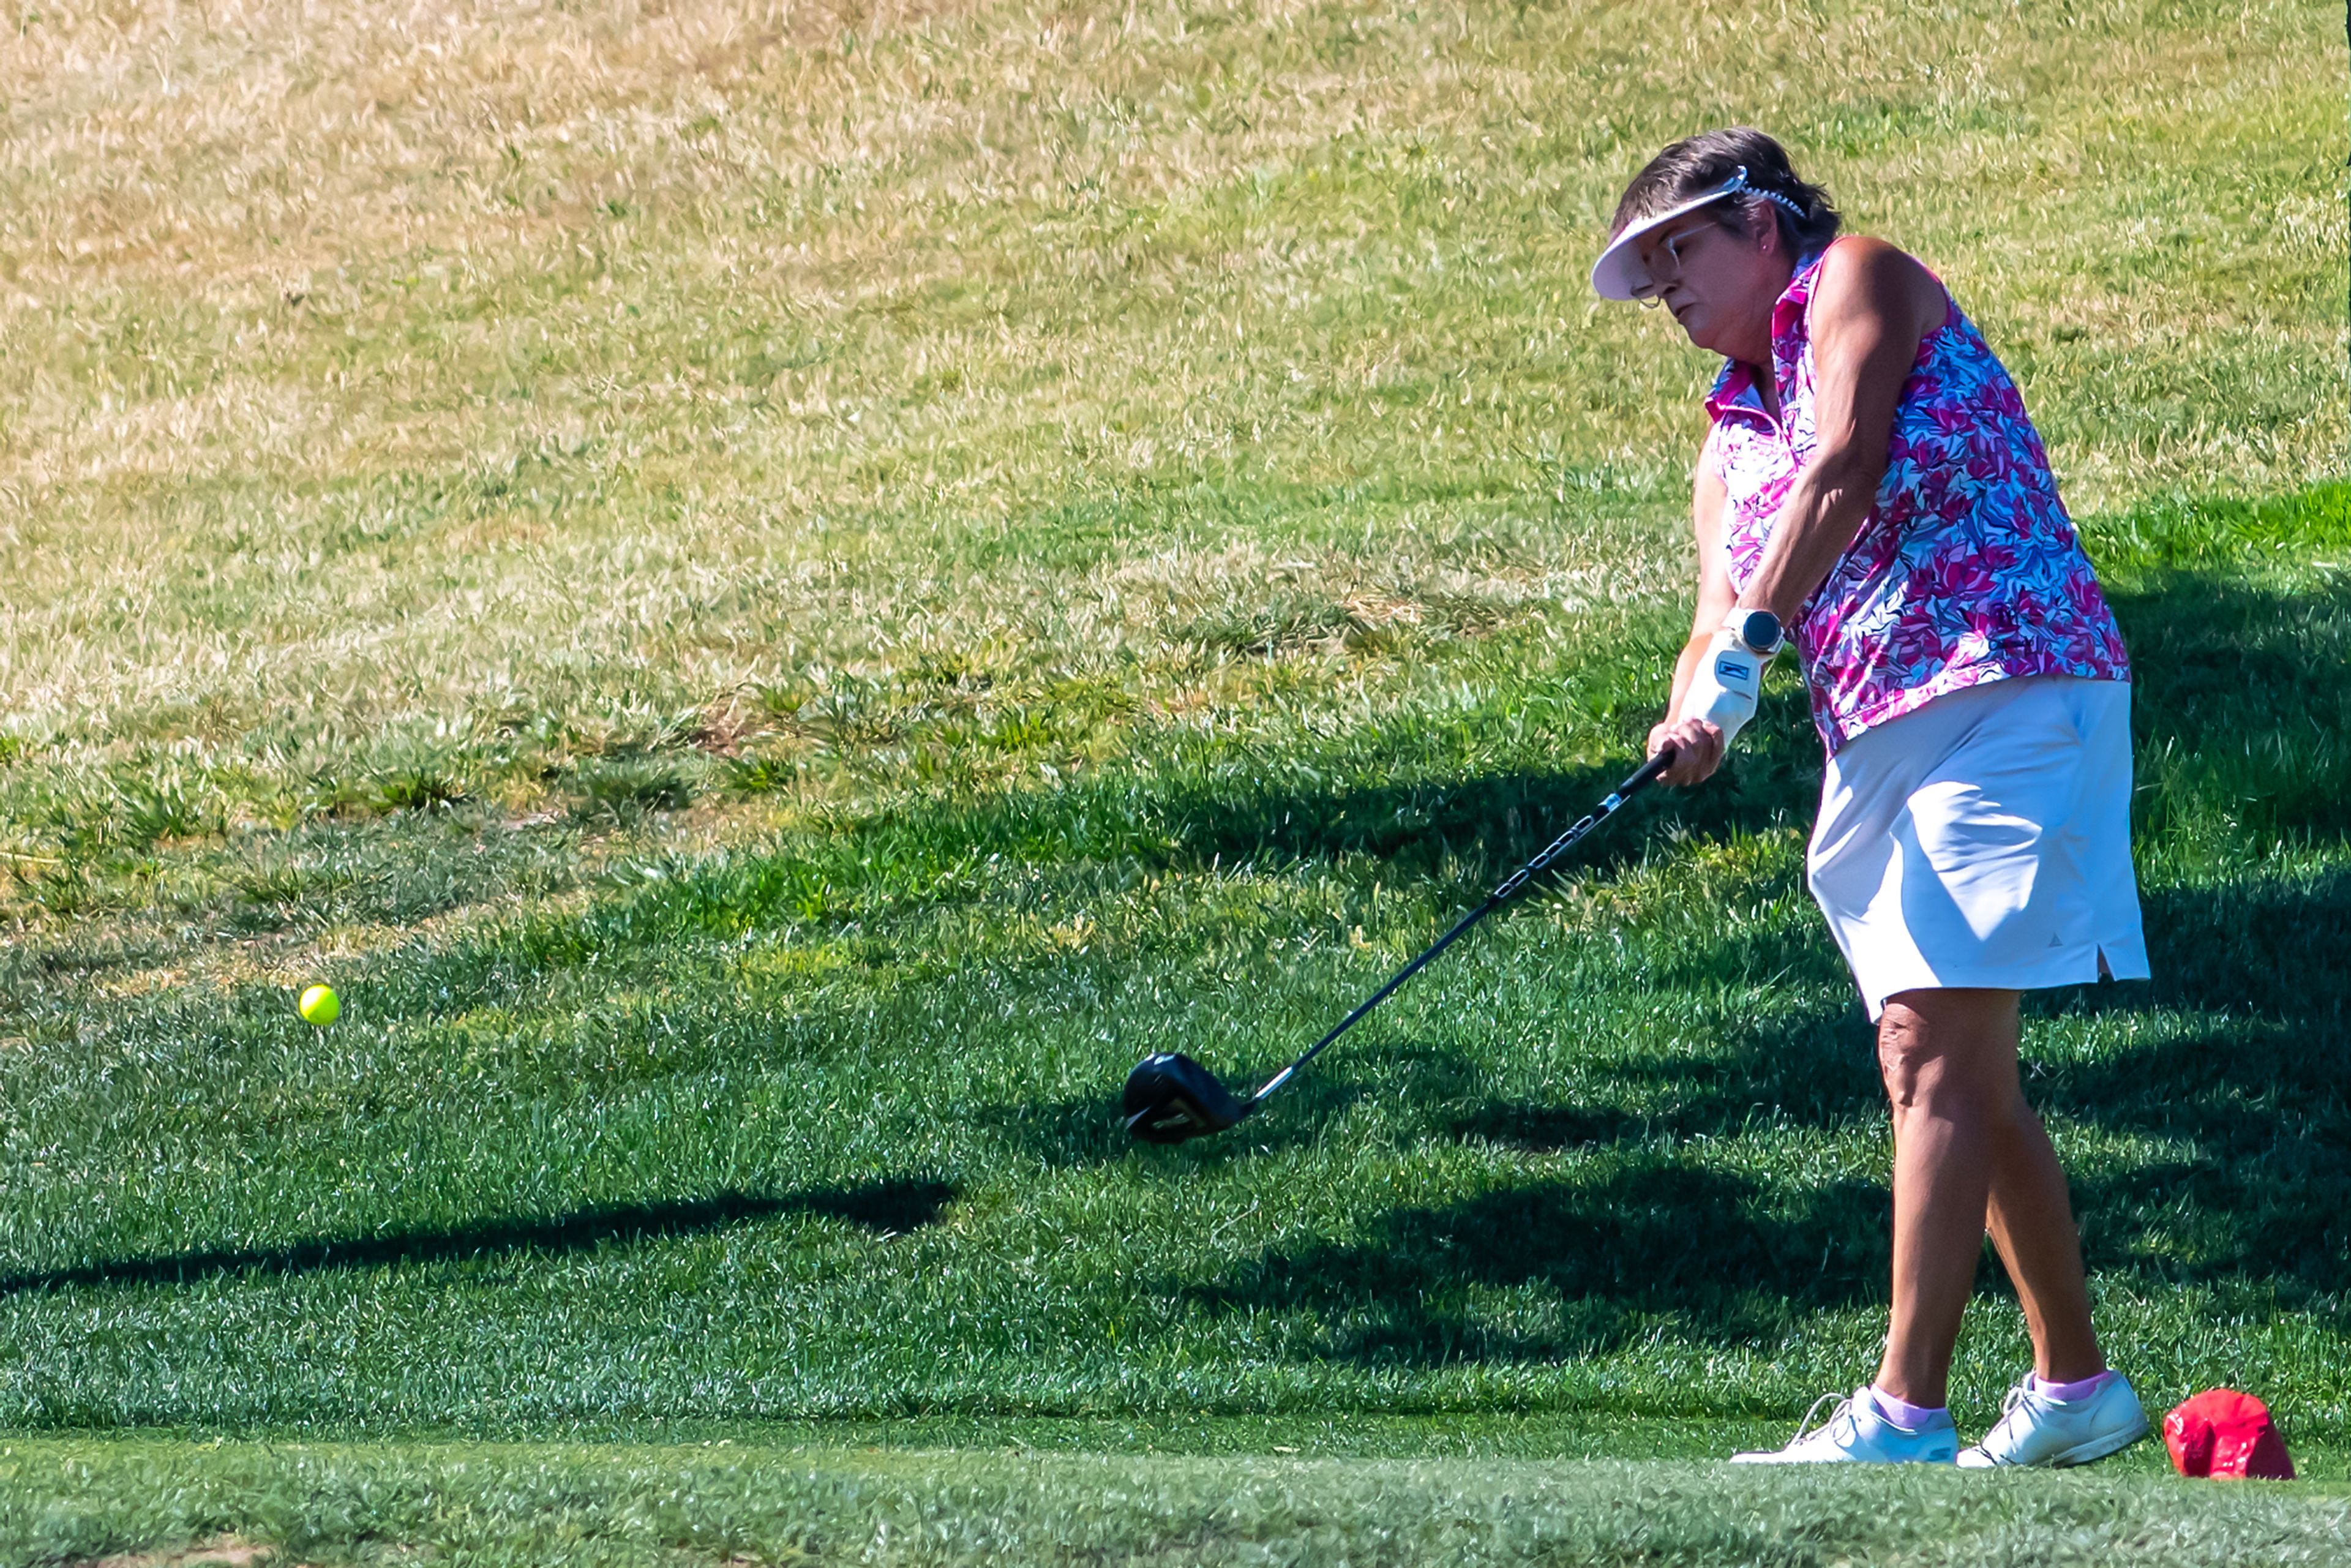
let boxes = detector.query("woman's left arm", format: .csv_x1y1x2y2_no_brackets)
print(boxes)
1735,238,1948,623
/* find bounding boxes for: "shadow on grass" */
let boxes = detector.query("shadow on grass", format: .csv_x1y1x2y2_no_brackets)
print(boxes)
0,1179,956,1294
2137,869,2351,1027
606,661,1823,951
1049,567,2351,889
2022,869,2351,1299
1165,1011,2349,1365
1139,688,1821,887
1455,1004,1883,1152
2057,1037,2351,1300
1163,868,2351,1364
1005,1012,1880,1173
1010,565,2351,1364
1172,860,2351,1364
445,563,2351,1361
2114,571,2351,844
1176,1154,1893,1362
1146,1005,1896,1360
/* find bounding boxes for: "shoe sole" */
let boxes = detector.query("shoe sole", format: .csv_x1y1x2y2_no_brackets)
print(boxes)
2045,1417,2150,1468
1967,1417,2149,1470
1731,1454,1957,1465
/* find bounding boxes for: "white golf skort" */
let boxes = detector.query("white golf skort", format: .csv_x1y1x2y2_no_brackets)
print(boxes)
1806,674,2149,1021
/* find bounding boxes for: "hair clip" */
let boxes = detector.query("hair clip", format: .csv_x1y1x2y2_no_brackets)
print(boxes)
1724,165,1807,216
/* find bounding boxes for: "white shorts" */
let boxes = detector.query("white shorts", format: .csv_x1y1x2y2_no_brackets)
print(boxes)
1807,675,2150,1021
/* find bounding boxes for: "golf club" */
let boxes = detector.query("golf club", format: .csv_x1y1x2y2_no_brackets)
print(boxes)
1122,745,1677,1143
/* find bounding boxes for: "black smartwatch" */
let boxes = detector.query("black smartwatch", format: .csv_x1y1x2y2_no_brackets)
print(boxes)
1734,609,1785,657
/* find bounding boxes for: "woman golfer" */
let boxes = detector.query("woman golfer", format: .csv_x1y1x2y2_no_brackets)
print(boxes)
1592,128,2150,1466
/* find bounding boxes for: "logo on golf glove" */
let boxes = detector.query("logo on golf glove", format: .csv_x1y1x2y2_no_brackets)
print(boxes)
1682,618,1774,746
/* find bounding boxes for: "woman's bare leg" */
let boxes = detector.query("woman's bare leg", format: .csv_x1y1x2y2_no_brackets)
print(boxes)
1872,987,2101,1408
1984,1089,2105,1383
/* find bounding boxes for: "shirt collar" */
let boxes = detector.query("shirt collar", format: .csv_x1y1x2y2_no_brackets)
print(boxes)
1703,359,1765,424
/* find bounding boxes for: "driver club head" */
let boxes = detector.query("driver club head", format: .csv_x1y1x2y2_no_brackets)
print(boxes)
1121,1052,1251,1144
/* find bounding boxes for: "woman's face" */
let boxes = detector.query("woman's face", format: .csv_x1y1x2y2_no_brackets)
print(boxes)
1635,205,1786,360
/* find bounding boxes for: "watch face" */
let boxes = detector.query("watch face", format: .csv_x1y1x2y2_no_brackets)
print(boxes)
1739,609,1783,653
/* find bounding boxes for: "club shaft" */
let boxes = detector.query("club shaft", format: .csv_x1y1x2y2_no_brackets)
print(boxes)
1245,748,1673,1108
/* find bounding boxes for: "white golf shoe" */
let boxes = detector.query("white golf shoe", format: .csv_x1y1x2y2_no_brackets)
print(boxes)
1730,1387,1960,1465
1957,1373,2149,1468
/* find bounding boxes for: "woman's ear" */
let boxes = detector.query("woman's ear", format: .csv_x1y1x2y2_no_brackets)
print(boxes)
1747,202,1779,253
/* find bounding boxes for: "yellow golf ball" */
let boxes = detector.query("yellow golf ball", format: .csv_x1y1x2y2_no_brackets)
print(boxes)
298,984,340,1027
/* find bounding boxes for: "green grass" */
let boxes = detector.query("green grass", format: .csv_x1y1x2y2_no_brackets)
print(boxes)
1,1439,2347,1566
0,483,2344,1458
0,0,2345,1555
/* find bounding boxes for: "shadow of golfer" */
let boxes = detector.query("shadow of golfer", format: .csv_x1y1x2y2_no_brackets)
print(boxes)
0,1179,956,1295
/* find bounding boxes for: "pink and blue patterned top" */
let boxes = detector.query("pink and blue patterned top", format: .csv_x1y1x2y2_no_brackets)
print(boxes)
1703,240,2129,754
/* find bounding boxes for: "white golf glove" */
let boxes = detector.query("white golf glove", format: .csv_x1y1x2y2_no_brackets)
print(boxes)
1678,611,1781,748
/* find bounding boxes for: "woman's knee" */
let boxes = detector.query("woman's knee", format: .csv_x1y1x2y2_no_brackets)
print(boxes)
1877,990,2022,1114
1876,1010,1947,1112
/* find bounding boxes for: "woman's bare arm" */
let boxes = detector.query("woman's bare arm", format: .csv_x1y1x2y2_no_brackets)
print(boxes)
1646,445,1739,786
1734,238,1946,622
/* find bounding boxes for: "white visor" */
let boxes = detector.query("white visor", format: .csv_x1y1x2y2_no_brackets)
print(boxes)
1588,166,1801,301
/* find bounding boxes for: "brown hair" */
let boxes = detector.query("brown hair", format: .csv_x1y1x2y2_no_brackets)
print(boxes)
1609,128,1842,257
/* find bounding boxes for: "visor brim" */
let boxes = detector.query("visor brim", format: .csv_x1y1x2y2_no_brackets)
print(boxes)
1589,187,1739,301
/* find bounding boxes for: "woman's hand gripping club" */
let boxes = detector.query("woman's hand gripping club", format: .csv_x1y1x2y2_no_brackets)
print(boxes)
1649,607,1784,786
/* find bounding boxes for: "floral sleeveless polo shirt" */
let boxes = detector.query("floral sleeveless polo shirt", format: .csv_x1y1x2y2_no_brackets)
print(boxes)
1704,239,2130,754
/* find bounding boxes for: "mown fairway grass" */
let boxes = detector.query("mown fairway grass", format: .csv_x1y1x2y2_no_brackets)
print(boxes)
0,0,2345,1557
3,1440,2351,1567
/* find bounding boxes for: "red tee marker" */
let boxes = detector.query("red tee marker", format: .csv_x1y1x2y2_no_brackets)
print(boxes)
2162,1389,2295,1480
